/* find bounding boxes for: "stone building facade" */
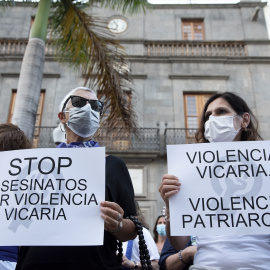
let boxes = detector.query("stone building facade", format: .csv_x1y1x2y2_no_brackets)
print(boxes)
0,0,269,232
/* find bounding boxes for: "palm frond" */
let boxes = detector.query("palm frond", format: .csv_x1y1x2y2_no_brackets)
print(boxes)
49,0,138,131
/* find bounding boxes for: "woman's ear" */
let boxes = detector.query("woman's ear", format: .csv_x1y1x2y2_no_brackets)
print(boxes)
241,112,250,128
58,112,66,124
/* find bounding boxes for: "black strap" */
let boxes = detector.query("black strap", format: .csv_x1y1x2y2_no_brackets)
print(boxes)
117,215,153,270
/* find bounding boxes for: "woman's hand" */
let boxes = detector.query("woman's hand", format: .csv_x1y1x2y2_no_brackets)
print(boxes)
181,245,197,262
100,201,137,241
122,255,135,269
158,174,181,205
165,245,197,270
100,201,124,232
159,175,191,251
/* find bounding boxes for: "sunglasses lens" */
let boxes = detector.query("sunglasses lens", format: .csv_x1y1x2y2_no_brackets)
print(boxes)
71,96,87,108
90,100,101,112
70,96,103,113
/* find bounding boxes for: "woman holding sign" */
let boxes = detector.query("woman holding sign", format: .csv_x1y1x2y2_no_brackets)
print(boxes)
16,87,137,270
159,92,269,270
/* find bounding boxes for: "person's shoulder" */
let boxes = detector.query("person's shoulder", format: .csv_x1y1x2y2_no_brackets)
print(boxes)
142,227,153,238
142,227,150,233
106,155,126,166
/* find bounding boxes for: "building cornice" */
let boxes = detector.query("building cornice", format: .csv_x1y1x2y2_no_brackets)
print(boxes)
6,1,267,9
245,40,270,45
1,37,269,45
119,39,270,45
131,74,147,80
148,2,267,9
2,55,269,65
0,73,60,78
128,55,270,64
1,2,38,7
169,74,229,80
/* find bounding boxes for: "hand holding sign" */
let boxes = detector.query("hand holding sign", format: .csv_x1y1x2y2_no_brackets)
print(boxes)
159,174,180,206
100,201,124,232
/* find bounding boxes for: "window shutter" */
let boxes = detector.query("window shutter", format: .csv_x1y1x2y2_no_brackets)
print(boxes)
182,20,204,40
184,93,213,143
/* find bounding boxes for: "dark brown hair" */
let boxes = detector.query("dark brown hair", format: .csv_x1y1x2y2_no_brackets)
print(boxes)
153,215,165,243
195,92,262,143
0,123,32,151
135,200,149,229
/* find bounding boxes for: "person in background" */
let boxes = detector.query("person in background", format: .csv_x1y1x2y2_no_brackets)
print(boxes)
16,87,137,270
0,123,32,270
122,201,160,270
159,92,269,270
153,215,166,254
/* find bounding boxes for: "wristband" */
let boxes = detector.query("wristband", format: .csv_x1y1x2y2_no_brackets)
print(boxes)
179,250,188,264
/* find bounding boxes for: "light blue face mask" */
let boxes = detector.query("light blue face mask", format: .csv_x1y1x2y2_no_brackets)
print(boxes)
156,224,166,237
65,104,100,138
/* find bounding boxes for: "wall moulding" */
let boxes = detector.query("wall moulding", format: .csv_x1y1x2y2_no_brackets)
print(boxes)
169,74,229,80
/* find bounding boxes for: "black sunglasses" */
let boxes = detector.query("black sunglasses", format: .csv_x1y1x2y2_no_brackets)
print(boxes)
62,95,104,114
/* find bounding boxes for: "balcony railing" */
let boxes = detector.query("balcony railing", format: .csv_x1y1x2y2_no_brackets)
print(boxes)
0,39,247,58
36,126,198,154
93,128,160,151
0,39,54,55
35,127,55,148
35,127,160,152
165,128,198,145
145,41,247,57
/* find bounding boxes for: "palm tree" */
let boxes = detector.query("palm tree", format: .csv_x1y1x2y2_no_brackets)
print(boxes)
7,0,150,140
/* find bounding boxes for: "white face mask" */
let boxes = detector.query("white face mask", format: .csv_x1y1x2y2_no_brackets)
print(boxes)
65,104,100,138
204,115,241,143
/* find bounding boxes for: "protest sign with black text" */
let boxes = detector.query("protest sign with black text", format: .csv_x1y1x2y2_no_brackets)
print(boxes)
168,141,270,236
0,147,105,245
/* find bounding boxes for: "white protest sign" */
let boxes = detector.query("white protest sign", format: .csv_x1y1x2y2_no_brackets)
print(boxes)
0,147,105,245
168,141,270,236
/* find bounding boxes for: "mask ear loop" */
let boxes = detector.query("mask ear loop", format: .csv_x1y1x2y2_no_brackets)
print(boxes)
233,115,243,133
60,123,66,133
60,124,67,142
237,115,248,132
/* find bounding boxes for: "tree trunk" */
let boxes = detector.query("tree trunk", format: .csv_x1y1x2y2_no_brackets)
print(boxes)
12,0,51,140
12,38,45,140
